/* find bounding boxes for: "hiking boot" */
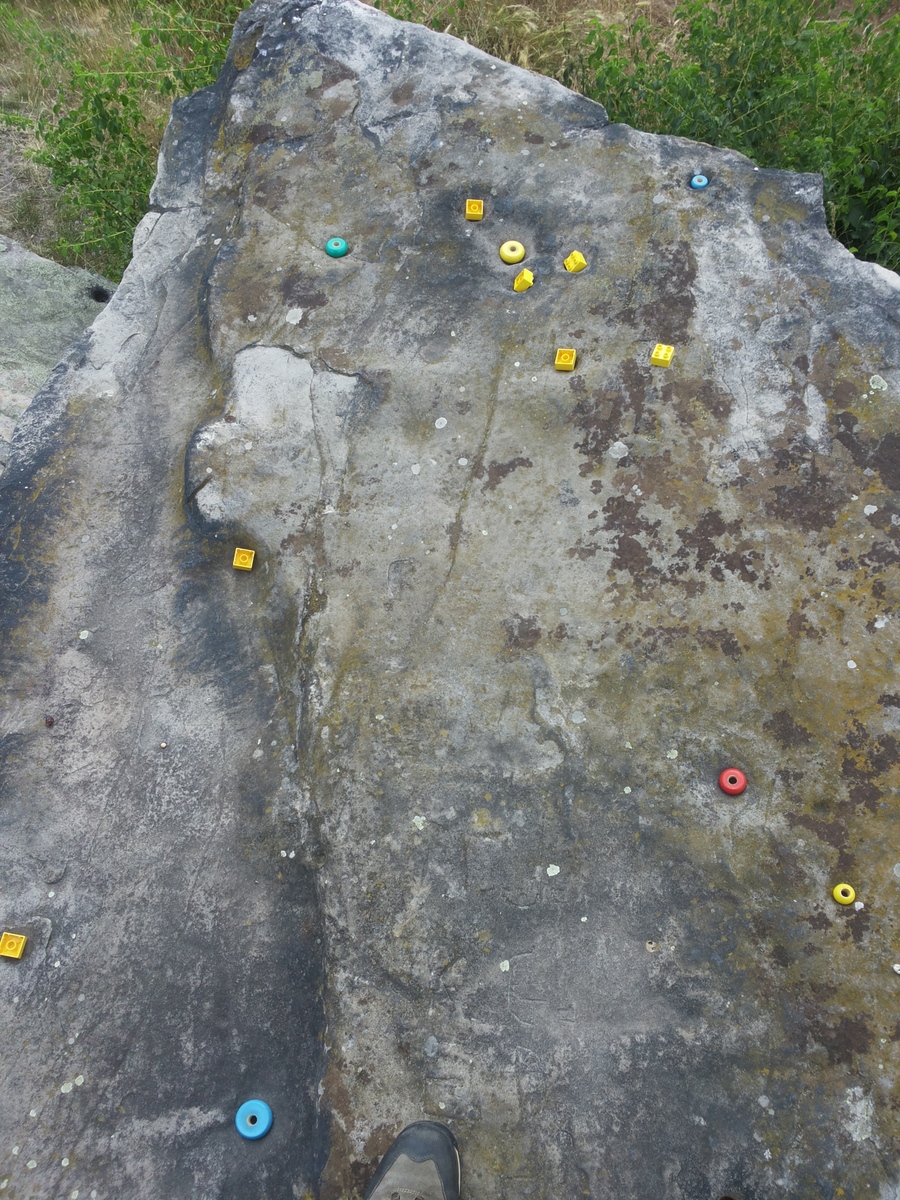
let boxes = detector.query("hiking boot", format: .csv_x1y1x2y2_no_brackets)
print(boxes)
364,1121,461,1200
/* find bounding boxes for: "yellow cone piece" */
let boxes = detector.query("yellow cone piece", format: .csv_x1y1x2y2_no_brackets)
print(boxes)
513,268,534,293
564,251,587,273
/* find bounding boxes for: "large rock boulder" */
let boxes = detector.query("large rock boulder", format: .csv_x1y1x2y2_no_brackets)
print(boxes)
1,1,898,1196
0,236,113,468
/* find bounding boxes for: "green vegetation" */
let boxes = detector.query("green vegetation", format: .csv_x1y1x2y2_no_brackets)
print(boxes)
582,0,900,270
0,0,897,279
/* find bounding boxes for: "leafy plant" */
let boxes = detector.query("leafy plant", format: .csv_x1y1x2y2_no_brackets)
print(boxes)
583,0,900,270
2,0,239,278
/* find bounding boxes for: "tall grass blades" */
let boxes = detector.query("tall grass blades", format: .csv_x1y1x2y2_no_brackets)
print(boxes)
585,0,900,270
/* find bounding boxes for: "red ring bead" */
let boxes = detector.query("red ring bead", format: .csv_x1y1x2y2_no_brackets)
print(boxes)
718,768,747,795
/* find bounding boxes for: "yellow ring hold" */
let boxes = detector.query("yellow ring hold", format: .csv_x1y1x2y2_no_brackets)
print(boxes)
499,240,525,264
833,883,856,905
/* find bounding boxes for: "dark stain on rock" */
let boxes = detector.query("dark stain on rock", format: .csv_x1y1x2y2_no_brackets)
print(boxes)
765,453,843,532
674,508,759,583
632,238,697,341
694,627,743,659
787,812,847,852
878,693,900,708
477,456,533,492
447,516,463,551
871,431,900,490
502,614,542,651
524,132,545,144
281,269,328,310
307,58,358,99
391,79,416,105
803,911,832,931
660,377,734,422
247,121,280,146
764,710,812,748
807,1014,873,1066
251,174,288,211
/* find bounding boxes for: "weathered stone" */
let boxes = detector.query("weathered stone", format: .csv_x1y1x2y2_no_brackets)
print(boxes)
0,236,114,467
1,1,899,1197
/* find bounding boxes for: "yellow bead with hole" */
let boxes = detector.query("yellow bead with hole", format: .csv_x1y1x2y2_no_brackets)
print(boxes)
513,268,534,293
555,348,577,371
0,932,27,960
499,240,525,264
233,548,255,571
832,883,856,905
465,199,484,221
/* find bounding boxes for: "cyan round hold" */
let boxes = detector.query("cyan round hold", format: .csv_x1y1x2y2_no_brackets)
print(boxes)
325,237,349,258
690,174,709,190
235,1099,273,1140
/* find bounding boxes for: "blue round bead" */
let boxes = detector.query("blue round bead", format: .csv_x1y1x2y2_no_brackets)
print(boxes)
235,1099,273,1140
325,238,349,257
690,174,709,190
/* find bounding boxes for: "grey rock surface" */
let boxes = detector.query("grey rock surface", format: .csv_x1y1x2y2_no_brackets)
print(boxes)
2,1,900,1197
0,236,114,464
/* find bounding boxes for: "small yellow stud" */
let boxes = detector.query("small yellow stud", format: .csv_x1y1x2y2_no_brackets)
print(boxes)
832,883,855,905
513,268,534,293
499,240,525,264
650,343,674,368
563,251,587,273
0,932,27,960
465,199,484,221
555,348,577,371
233,548,255,571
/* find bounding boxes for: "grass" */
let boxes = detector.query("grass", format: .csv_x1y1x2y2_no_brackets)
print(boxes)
0,0,896,278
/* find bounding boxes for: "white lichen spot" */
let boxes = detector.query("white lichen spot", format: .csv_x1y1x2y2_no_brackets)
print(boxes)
61,1081,73,1094
458,457,468,466
570,711,585,724
758,1095,770,1107
847,660,857,669
61,1157,69,1166
845,1086,874,1141
74,1076,84,1087
609,440,629,459
411,463,421,475
666,748,678,759
892,963,900,974
285,308,304,325
26,1161,36,1170
412,815,426,830
875,615,888,628
499,959,510,972
864,504,878,515
854,901,865,911
547,864,560,877
435,417,448,429
869,375,887,390
624,786,632,794
625,741,632,749
78,630,90,640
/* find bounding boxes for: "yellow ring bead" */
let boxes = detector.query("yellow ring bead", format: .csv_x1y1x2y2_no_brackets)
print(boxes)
499,240,525,264
832,883,855,905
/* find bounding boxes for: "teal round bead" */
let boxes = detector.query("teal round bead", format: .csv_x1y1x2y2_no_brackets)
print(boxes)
325,238,349,258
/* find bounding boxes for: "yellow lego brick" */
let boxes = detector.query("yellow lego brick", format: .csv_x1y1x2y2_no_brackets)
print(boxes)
563,251,587,273
465,199,484,221
650,343,674,368
513,268,534,293
0,932,26,960
233,548,255,571
555,348,577,371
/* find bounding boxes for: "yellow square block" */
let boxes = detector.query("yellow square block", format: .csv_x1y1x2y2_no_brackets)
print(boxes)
555,348,577,371
0,932,26,960
563,251,587,273
513,268,534,293
650,343,674,368
465,199,484,221
233,548,255,571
